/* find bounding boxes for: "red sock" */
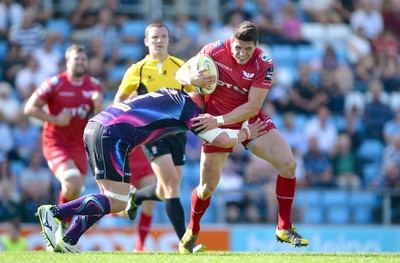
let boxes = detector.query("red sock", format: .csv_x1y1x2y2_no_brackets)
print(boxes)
188,187,211,235
276,175,296,230
135,212,152,250
59,191,72,224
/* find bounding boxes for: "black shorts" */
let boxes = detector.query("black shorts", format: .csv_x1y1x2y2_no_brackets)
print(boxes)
143,132,187,166
84,121,131,183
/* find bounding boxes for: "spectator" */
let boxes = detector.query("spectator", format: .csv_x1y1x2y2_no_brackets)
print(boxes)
280,112,307,155
217,157,246,223
0,159,20,221
20,150,53,222
32,34,62,78
363,79,393,141
289,64,328,116
379,133,400,222
303,136,335,188
243,154,278,223
383,108,400,145
0,42,26,85
347,27,372,66
169,14,195,60
299,0,342,23
0,114,14,163
279,3,309,45
195,17,219,51
8,7,45,55
70,0,99,42
214,10,245,43
14,55,48,102
11,113,41,163
0,81,19,125
382,0,400,38
303,106,339,156
0,219,27,251
331,0,357,24
350,0,384,40
332,133,362,190
0,0,24,40
88,7,121,64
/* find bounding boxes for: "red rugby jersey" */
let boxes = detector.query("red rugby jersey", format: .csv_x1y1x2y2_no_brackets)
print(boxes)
35,71,102,146
199,39,274,129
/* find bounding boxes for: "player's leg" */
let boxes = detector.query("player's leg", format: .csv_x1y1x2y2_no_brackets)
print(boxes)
150,154,186,240
179,151,228,254
134,175,156,252
53,160,85,240
248,129,308,247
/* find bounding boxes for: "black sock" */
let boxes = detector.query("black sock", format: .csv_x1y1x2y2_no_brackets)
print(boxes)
165,198,186,240
134,184,161,205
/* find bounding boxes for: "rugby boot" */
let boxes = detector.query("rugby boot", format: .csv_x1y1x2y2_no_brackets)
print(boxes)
179,229,206,254
276,225,309,247
36,205,60,250
125,187,139,220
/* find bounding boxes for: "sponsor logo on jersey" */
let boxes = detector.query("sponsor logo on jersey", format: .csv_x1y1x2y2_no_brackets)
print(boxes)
82,90,94,98
218,80,249,95
90,76,100,84
211,40,224,47
264,66,274,81
215,61,232,71
59,91,75,97
63,104,91,119
260,52,272,62
50,76,60,85
243,70,255,80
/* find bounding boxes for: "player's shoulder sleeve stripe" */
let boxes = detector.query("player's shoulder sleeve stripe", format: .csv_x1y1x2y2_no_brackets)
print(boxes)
89,76,100,85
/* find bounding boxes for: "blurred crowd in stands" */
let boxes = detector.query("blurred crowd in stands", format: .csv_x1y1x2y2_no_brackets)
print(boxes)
1,0,400,225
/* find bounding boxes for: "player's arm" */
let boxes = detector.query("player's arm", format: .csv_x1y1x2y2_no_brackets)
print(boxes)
91,90,104,115
24,92,71,127
197,118,266,148
192,87,269,132
175,57,216,88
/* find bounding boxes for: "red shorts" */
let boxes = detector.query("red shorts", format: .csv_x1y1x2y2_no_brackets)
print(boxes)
202,115,276,153
42,142,87,175
129,147,154,187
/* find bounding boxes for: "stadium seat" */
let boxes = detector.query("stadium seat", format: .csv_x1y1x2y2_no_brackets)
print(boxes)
326,206,351,224
300,23,328,48
357,139,385,163
119,43,144,62
389,92,400,111
108,65,128,83
350,191,379,223
270,45,297,67
326,24,352,48
322,190,350,207
362,162,382,187
301,205,324,224
45,18,72,40
121,20,147,41
0,40,7,59
296,45,322,64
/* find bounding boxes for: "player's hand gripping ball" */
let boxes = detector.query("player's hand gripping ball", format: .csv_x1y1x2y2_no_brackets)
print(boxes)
193,54,219,95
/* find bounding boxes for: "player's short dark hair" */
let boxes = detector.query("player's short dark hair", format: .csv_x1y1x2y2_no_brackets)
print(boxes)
233,21,258,44
145,21,170,38
65,44,87,61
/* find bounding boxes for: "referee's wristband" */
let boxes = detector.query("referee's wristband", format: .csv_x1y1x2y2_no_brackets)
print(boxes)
216,115,225,126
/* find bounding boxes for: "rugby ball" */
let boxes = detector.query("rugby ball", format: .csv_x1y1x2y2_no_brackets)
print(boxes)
192,54,219,95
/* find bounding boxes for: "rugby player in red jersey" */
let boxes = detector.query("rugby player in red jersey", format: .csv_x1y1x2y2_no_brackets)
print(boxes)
175,21,308,253
24,44,103,242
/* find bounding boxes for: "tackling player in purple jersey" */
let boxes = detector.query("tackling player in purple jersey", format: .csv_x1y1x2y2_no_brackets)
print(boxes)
35,88,266,253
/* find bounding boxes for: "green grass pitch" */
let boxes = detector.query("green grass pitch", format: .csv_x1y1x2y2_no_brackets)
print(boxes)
1,252,400,263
